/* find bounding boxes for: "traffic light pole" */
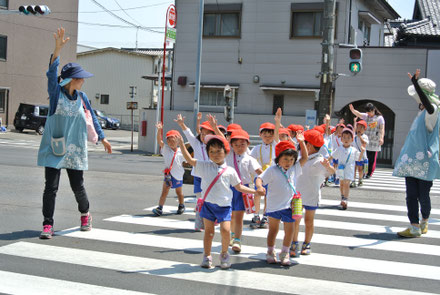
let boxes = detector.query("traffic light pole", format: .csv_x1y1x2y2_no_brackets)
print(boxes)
317,0,336,124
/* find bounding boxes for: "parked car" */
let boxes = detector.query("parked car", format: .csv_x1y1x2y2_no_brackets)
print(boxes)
13,103,48,135
93,110,120,130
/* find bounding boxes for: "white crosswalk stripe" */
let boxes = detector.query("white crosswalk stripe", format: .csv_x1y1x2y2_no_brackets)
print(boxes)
355,168,440,195
1,198,440,294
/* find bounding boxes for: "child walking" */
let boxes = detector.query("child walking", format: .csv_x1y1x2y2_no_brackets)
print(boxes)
352,119,369,187
226,129,263,253
152,122,185,216
291,130,335,257
256,136,308,266
329,128,365,210
178,133,262,269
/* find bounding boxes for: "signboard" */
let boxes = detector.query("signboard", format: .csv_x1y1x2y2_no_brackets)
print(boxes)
127,102,138,110
305,109,317,128
166,27,176,43
167,6,176,28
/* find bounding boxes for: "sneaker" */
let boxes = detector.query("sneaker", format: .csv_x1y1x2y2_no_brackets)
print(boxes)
397,226,421,238
279,251,291,266
365,175,371,179
220,252,231,269
259,216,268,229
358,179,363,187
152,206,163,216
350,181,357,188
176,204,185,215
232,239,242,253
80,213,92,231
334,178,340,186
301,243,311,255
339,197,348,210
266,250,277,264
39,225,54,239
250,215,261,229
201,255,213,268
290,241,300,258
421,221,428,234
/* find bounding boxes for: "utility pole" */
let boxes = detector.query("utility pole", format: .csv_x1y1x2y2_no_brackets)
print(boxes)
193,0,204,131
317,0,336,124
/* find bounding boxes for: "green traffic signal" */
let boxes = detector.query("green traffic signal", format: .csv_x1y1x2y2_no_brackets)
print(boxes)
350,62,361,73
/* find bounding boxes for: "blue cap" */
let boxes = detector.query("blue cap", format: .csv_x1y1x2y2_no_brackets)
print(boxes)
60,63,94,79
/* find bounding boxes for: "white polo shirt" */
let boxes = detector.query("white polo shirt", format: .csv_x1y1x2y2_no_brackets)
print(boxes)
331,146,360,171
183,128,209,176
194,160,241,207
160,145,185,180
258,162,302,213
250,141,277,170
226,151,261,185
296,153,330,207
330,134,342,152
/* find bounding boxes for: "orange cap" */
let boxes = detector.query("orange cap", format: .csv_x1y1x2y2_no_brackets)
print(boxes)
259,122,275,132
288,124,304,132
279,128,290,136
200,121,214,132
204,134,230,154
275,140,296,157
313,125,325,134
304,130,324,147
357,120,367,128
230,129,250,142
227,123,242,132
166,130,180,138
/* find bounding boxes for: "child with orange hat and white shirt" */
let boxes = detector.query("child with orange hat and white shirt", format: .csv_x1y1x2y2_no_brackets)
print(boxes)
352,119,369,187
291,129,335,257
256,137,308,266
152,123,186,216
249,108,282,229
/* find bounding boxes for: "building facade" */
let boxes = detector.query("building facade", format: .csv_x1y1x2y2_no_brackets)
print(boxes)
0,0,78,127
138,0,440,166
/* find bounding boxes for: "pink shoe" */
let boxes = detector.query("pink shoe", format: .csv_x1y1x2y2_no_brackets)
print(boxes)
39,225,54,239
80,213,92,231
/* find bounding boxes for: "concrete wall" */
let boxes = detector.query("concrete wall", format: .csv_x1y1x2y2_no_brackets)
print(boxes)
0,0,78,127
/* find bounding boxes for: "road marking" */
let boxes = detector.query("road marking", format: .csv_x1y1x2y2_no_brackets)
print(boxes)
55,227,440,281
106,214,440,256
0,242,435,295
144,205,440,226
0,270,154,295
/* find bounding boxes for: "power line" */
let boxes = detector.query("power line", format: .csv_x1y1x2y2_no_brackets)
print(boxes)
113,0,143,27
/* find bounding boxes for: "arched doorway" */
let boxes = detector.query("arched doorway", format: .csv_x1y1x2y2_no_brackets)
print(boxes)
335,100,395,167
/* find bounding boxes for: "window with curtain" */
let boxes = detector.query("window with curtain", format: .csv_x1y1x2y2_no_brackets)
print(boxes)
200,90,238,106
291,11,323,37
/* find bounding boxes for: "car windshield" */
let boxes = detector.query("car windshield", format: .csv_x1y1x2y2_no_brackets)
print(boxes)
96,110,107,117
19,104,35,114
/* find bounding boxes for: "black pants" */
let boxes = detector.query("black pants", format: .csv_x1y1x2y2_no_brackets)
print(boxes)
366,150,378,177
42,167,89,226
405,177,432,224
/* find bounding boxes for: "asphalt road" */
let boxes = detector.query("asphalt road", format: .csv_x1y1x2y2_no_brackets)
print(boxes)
1,130,440,295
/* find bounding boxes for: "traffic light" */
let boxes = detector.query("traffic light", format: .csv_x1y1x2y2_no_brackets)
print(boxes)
224,85,234,123
19,5,51,15
349,48,362,74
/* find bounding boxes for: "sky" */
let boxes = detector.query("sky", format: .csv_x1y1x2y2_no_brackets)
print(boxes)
73,0,416,49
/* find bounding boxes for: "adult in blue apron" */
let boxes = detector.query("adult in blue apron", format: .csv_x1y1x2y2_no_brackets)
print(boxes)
393,69,440,238
38,28,112,239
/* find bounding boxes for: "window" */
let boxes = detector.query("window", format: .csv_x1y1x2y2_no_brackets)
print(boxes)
200,89,238,107
100,94,109,104
0,35,6,60
203,4,241,37
292,11,323,37
358,19,371,46
0,90,5,113
273,95,284,115
0,0,8,9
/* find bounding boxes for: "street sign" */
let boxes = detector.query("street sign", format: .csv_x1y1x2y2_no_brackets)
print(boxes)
166,27,176,43
127,102,138,110
167,6,176,28
305,109,317,128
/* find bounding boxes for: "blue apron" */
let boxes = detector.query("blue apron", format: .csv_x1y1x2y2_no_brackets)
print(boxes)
393,109,440,181
37,92,88,170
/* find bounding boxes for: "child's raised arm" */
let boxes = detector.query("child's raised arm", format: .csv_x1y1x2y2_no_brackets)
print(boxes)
296,131,308,167
274,108,282,143
177,134,197,167
207,114,226,140
324,114,331,136
174,114,188,131
156,122,164,149
196,112,202,135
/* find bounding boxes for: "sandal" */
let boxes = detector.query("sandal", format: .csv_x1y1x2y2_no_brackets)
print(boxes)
301,243,311,255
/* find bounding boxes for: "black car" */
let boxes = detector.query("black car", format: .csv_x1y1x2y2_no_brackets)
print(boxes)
13,103,48,135
93,110,120,130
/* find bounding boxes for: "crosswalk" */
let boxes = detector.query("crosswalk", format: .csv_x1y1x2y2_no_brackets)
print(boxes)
1,198,440,294
344,168,440,196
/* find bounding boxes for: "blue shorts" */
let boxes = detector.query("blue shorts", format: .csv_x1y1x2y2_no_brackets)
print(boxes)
266,208,295,223
231,185,248,211
304,205,319,210
164,174,182,189
193,176,202,194
200,201,232,223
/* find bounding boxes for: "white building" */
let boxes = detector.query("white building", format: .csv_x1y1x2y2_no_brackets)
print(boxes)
77,47,172,129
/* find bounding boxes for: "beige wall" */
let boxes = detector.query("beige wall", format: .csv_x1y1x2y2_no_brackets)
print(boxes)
0,0,78,126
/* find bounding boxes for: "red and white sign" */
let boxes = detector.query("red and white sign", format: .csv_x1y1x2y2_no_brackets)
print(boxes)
167,6,176,28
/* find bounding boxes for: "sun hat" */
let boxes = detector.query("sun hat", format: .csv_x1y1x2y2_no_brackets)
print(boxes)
166,130,180,138
227,123,242,132
200,121,215,132
408,78,439,106
313,125,325,134
304,130,324,148
279,128,290,136
61,63,94,80
230,129,250,142
259,122,275,132
288,124,304,132
357,120,367,128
